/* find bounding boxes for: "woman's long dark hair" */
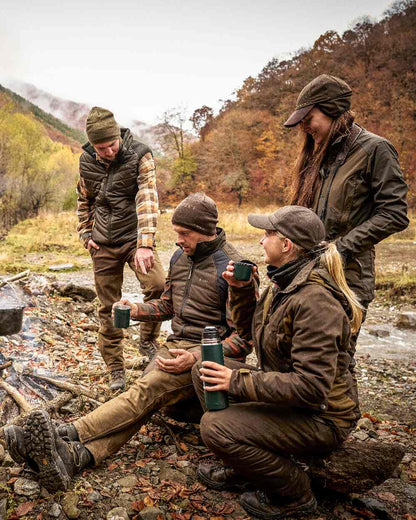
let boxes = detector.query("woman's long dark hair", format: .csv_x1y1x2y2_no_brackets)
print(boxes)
290,110,355,207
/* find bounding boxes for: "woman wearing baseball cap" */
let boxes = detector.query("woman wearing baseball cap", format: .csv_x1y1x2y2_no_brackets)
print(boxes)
285,74,408,315
194,206,363,519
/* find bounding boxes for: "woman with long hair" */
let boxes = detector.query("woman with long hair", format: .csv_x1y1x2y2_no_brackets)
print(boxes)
193,206,364,519
285,74,408,312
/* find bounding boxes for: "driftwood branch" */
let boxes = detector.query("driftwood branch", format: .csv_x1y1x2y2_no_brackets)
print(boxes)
0,379,32,413
0,270,30,289
0,361,12,371
151,413,185,454
0,391,73,440
26,372,99,400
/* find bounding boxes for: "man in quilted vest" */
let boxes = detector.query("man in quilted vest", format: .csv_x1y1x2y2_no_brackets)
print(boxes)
4,193,253,494
76,107,165,390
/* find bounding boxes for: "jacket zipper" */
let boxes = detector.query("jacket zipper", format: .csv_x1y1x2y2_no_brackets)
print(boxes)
104,164,114,242
179,262,194,320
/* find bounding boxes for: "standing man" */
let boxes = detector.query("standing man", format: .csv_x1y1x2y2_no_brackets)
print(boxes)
77,107,165,390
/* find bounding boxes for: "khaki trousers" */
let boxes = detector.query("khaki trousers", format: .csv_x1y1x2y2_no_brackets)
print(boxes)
91,240,165,371
74,340,199,464
191,359,350,501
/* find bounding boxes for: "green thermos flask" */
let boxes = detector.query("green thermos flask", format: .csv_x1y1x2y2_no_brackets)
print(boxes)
201,326,229,411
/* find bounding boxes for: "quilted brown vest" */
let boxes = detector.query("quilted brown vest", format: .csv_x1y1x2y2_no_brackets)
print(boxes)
79,128,152,245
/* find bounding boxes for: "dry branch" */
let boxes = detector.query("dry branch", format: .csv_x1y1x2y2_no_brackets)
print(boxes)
0,379,32,413
27,373,98,400
0,270,30,288
0,391,73,440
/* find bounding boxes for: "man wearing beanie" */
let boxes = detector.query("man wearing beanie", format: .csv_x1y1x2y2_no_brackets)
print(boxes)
5,193,253,493
77,107,165,390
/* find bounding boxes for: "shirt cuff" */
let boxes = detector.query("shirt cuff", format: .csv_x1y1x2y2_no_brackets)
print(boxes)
137,234,155,249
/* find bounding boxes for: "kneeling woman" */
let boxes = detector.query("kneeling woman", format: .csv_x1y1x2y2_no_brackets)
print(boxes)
193,206,362,520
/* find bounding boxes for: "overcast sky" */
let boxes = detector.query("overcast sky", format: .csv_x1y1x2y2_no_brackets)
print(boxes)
1,0,395,125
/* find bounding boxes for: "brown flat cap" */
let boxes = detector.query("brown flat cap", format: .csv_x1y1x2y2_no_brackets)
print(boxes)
248,206,325,251
284,74,352,127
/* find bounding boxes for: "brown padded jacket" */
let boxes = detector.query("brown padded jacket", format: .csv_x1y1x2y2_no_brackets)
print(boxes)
229,261,360,429
312,124,408,305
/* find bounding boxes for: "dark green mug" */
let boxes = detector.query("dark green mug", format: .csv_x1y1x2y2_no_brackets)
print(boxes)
233,262,253,281
113,304,131,328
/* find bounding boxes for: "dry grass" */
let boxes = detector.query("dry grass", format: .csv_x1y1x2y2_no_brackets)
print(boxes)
0,207,415,276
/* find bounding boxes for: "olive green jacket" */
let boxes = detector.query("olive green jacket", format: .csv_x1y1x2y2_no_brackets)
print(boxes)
229,261,360,429
312,124,408,305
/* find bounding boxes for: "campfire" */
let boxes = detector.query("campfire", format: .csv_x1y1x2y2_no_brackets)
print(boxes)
0,272,106,440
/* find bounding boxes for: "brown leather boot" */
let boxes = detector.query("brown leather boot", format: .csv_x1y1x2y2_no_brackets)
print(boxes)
25,410,92,493
109,369,126,391
240,489,317,519
197,463,248,491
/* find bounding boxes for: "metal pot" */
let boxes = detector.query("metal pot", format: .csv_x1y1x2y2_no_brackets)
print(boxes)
0,305,25,336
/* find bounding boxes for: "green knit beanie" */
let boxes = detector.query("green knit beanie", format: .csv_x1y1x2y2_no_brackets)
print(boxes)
86,107,121,145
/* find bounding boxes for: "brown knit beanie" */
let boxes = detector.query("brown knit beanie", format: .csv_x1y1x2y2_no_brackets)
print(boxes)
86,107,121,144
172,193,218,236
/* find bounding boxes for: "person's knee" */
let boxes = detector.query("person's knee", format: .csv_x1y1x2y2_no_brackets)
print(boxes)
200,411,230,452
191,359,203,387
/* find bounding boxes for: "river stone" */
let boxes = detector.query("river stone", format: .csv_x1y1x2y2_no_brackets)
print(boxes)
0,498,7,520
61,492,80,519
107,507,129,520
48,502,63,518
88,490,102,502
395,311,416,329
52,281,96,301
158,462,187,484
116,475,138,489
351,497,392,520
366,326,390,337
14,478,41,497
357,417,373,430
139,506,165,520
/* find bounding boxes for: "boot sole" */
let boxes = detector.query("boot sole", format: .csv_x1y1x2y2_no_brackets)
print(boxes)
25,410,70,493
240,494,317,520
196,467,248,492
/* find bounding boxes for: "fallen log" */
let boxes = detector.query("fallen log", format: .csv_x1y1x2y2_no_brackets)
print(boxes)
0,391,73,440
0,270,30,289
307,438,405,494
0,379,32,413
26,372,99,400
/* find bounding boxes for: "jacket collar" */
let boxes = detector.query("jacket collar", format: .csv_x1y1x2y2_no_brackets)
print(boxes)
188,228,226,262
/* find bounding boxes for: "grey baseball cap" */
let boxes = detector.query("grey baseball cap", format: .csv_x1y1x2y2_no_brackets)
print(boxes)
248,206,325,251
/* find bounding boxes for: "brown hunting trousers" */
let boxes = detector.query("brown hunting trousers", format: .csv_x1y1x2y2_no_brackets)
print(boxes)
191,359,351,501
74,341,200,464
91,240,165,371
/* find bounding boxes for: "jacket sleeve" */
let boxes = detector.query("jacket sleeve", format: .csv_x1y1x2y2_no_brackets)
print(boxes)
221,285,254,360
228,282,258,342
336,140,409,257
133,270,173,322
136,152,159,249
76,176,95,245
228,286,344,410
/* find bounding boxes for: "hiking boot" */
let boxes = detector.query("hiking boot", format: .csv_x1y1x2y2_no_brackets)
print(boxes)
4,425,28,464
240,489,317,520
197,463,248,491
25,409,92,493
139,339,159,358
109,369,125,391
56,423,79,441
